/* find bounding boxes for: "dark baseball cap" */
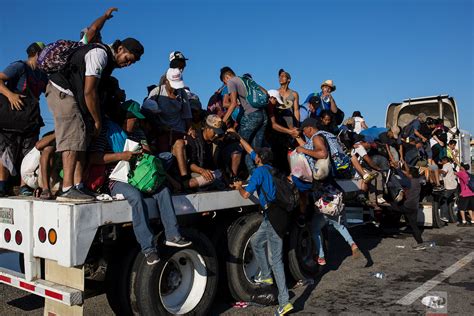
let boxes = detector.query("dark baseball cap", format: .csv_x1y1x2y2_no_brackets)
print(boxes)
301,118,319,129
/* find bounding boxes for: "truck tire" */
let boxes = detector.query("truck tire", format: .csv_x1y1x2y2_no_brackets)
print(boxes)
431,200,444,228
133,229,218,315
287,224,319,281
105,244,140,316
447,201,457,223
226,212,263,302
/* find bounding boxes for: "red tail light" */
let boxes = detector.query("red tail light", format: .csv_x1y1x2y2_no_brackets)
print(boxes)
4,229,11,243
38,227,47,243
15,230,22,245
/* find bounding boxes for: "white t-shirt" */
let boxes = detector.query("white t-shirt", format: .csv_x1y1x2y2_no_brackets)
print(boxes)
353,117,365,134
51,48,108,96
442,163,458,190
351,143,368,163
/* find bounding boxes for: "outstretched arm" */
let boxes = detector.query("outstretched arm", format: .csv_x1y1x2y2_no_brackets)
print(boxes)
85,7,118,43
227,128,253,154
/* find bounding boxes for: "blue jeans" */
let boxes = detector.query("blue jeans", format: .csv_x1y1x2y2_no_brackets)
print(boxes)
251,215,289,306
239,110,268,174
111,182,181,254
311,213,354,258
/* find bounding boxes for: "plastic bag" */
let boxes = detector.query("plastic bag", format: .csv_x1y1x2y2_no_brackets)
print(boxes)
109,139,140,183
289,150,313,182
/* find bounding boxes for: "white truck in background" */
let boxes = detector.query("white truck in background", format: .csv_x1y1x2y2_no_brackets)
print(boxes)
0,94,470,315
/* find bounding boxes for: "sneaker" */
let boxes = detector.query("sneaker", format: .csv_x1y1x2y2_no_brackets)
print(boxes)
440,217,449,223
56,187,95,202
145,251,160,265
413,244,427,251
296,215,306,228
316,257,326,265
275,302,294,316
18,185,33,196
394,190,404,203
165,236,192,248
254,272,274,285
75,184,99,197
457,222,467,227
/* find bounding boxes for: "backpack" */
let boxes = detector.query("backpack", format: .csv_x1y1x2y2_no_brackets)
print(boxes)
316,131,352,179
314,185,344,217
37,39,84,73
239,76,268,109
0,91,43,133
467,173,474,192
128,153,166,194
262,166,299,212
401,120,416,139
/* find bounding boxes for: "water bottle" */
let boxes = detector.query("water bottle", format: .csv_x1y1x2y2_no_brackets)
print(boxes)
371,272,385,279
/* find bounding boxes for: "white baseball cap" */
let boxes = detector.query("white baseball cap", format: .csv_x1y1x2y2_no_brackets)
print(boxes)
267,89,284,105
166,68,185,89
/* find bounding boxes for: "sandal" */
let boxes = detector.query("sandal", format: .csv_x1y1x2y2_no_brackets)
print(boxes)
316,257,326,266
40,189,53,200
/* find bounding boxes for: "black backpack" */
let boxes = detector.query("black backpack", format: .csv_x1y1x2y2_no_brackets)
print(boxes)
262,166,299,212
467,173,474,192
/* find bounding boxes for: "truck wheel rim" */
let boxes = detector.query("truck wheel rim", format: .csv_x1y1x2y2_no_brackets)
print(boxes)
159,249,207,314
243,235,259,283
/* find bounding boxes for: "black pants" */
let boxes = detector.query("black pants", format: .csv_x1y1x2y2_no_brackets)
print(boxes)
402,207,423,244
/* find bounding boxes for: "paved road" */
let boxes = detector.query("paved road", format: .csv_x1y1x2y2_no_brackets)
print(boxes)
1,223,473,315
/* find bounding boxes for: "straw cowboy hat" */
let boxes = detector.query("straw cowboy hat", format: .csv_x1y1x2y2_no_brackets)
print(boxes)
321,79,336,92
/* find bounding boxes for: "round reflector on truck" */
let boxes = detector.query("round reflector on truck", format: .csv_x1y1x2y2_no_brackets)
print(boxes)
38,227,46,243
48,229,57,245
4,228,11,243
15,230,22,245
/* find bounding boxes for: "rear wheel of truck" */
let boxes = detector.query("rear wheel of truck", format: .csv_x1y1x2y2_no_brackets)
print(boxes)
287,224,319,281
431,199,444,228
447,201,457,223
105,243,140,316
226,212,263,302
133,229,218,315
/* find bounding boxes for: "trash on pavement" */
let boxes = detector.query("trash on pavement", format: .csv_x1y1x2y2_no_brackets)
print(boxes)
371,272,385,279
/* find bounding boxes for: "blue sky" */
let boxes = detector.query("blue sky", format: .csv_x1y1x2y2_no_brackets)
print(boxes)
1,0,472,134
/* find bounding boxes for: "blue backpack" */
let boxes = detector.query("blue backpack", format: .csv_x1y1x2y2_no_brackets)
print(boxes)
239,76,268,109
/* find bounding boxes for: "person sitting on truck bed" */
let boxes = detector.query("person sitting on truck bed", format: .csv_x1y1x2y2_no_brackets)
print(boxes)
89,101,191,266
230,133,294,316
184,114,226,190
144,68,194,186
350,134,385,209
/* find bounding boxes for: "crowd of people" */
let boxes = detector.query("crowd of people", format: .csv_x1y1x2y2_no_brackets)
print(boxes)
1,8,472,316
